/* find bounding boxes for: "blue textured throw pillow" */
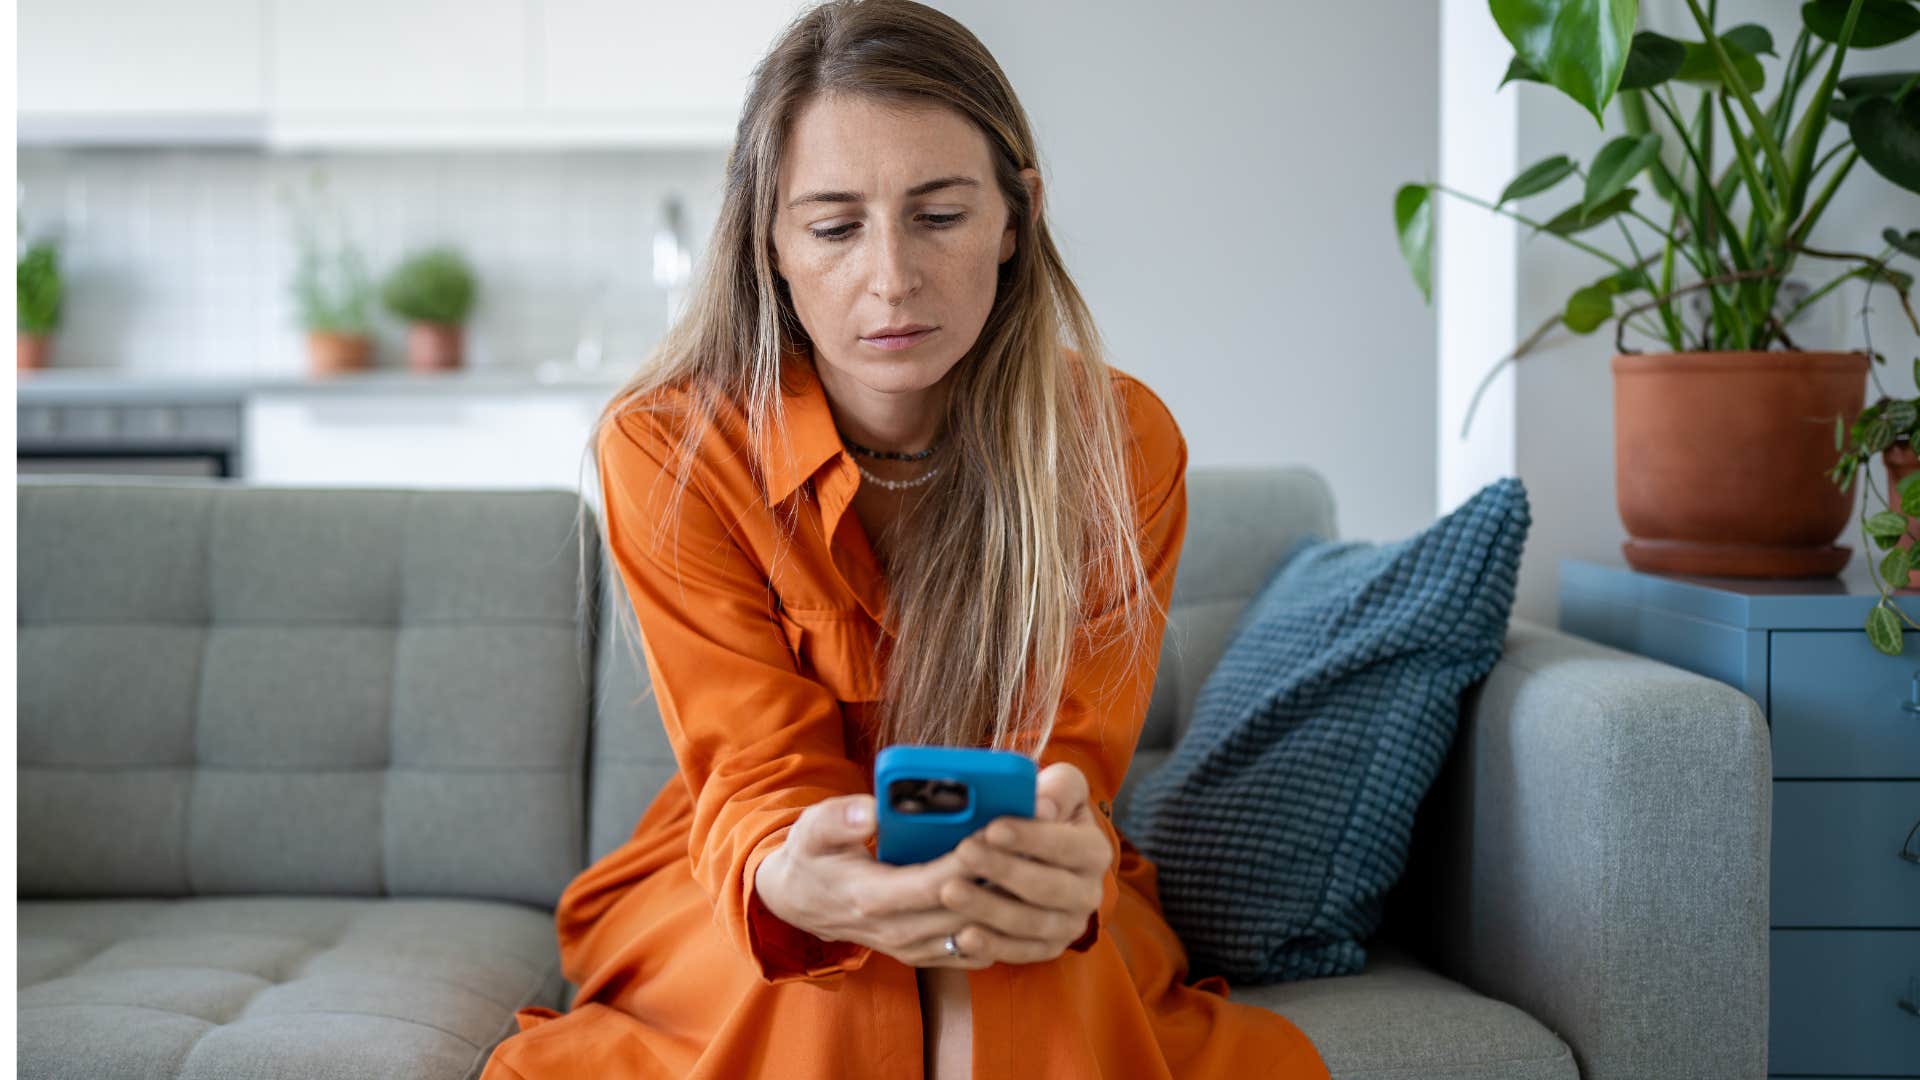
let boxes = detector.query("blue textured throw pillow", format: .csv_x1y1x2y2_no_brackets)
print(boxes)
1118,475,1531,985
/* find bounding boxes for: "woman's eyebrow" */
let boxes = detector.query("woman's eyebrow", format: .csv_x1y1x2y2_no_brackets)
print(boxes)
786,175,979,209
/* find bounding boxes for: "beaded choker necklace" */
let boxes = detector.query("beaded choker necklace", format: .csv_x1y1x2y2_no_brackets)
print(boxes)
841,434,943,491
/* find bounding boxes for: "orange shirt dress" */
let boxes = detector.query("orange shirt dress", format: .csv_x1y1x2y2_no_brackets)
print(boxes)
480,346,1329,1079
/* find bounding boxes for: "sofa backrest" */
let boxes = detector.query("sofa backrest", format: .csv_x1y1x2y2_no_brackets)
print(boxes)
581,464,1340,861
18,465,1338,907
17,478,594,908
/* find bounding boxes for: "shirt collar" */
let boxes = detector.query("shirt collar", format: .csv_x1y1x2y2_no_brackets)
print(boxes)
759,343,846,505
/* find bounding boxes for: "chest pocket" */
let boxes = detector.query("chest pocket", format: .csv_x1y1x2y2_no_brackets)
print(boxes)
776,606,885,704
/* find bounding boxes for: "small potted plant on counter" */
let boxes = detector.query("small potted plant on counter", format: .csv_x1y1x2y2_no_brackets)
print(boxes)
1394,0,1919,580
17,233,62,371
282,169,375,376
293,241,376,376
380,247,477,372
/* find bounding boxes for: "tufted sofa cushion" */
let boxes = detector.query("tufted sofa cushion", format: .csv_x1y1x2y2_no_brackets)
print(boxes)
16,481,594,908
18,897,563,1080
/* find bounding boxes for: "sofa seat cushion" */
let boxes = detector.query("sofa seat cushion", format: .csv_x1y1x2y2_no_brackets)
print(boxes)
1241,939,1576,1080
18,897,563,1080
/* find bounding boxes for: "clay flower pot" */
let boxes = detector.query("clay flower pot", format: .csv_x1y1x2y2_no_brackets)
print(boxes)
18,332,52,371
406,322,463,372
1882,441,1920,590
1613,350,1869,578
307,331,373,376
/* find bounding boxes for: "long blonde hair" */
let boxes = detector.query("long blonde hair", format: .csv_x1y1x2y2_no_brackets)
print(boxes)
573,0,1163,760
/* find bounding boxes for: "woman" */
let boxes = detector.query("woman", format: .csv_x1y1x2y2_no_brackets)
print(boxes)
483,2,1327,1077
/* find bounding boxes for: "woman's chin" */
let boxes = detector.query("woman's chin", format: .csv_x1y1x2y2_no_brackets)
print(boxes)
831,350,963,395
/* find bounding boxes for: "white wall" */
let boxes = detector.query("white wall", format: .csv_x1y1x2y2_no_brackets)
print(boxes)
943,0,1443,546
1438,0,1519,512
1507,0,1919,624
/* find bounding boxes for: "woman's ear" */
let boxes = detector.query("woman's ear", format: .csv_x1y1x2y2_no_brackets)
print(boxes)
1000,167,1043,264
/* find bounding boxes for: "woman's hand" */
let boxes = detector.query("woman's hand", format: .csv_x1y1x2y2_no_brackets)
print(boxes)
754,793,989,969
938,761,1112,965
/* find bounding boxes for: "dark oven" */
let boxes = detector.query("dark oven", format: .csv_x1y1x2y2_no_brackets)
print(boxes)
18,400,244,479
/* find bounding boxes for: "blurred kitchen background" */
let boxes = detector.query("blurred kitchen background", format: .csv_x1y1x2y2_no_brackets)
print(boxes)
13,0,1918,625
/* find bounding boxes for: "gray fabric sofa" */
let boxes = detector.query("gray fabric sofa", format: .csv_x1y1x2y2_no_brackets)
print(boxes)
16,468,1771,1079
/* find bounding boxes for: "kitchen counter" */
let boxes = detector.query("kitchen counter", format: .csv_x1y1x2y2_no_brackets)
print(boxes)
16,363,631,404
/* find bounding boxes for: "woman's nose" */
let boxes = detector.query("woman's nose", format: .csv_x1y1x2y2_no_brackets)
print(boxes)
866,221,922,304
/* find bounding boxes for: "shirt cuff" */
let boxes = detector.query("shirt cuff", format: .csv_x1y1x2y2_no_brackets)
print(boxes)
1066,797,1124,954
741,831,874,984
1067,910,1099,952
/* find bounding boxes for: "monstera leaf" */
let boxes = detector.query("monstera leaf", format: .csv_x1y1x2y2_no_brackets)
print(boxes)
1852,90,1920,193
1491,0,1640,123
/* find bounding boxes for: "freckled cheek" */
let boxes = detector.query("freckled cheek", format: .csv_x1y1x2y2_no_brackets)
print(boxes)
921,238,1003,297
780,255,847,309
783,239,998,312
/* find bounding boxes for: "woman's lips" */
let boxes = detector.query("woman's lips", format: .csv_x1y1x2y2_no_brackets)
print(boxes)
861,327,938,351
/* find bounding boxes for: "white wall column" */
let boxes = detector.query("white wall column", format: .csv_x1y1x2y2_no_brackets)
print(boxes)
1437,0,1519,514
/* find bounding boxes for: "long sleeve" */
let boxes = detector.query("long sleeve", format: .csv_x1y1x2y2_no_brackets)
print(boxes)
594,411,874,986
1038,378,1190,955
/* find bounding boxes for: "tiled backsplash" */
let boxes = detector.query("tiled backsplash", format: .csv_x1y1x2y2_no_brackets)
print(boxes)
16,147,729,375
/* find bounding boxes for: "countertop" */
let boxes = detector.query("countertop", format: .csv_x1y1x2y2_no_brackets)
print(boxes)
16,363,631,404
1561,554,1914,630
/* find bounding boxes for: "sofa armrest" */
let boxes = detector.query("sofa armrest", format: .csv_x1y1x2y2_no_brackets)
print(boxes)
1387,616,1771,1080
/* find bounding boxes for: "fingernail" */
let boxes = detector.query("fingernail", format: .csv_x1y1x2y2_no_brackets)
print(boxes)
846,803,869,826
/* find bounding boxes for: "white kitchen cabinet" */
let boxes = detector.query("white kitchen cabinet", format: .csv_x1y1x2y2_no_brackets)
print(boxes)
537,0,803,134
244,392,609,491
269,0,528,118
21,0,794,149
18,0,266,116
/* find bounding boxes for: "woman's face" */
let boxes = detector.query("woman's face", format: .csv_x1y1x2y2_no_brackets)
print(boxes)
772,93,1040,400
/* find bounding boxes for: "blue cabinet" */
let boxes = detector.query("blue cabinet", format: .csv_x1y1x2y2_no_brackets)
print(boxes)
1560,557,1920,1078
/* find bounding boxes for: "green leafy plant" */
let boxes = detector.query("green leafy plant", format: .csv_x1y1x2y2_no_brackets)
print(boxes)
17,240,62,335
280,170,374,336
1396,0,1919,440
1828,233,1920,656
1397,0,1920,657
380,247,477,326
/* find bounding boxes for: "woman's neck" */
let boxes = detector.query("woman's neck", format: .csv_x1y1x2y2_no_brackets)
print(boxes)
812,355,952,455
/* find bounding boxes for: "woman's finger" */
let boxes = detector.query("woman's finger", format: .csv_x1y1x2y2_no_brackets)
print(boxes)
951,921,1061,966
937,874,1085,942
1034,762,1091,822
954,837,1096,914
912,926,996,969
871,899,975,950
979,816,1110,875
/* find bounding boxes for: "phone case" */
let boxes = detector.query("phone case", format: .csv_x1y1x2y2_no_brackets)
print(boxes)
873,745,1037,865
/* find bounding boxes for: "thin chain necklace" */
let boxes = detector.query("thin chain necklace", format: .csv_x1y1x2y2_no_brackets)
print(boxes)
842,433,944,491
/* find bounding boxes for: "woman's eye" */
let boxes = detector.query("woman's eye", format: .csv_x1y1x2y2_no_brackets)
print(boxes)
810,212,967,243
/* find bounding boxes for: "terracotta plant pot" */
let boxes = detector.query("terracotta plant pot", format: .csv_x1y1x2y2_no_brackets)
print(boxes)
308,331,373,376
1614,350,1868,578
18,332,52,371
1882,441,1920,590
406,322,463,372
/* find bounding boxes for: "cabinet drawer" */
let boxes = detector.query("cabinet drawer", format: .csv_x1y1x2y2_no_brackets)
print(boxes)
1769,929,1920,1075
1773,781,1920,927
1770,631,1920,778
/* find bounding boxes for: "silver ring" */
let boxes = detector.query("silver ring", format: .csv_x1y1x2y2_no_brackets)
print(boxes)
943,932,963,958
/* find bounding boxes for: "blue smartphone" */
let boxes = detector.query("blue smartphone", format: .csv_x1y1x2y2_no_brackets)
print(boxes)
874,745,1037,865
